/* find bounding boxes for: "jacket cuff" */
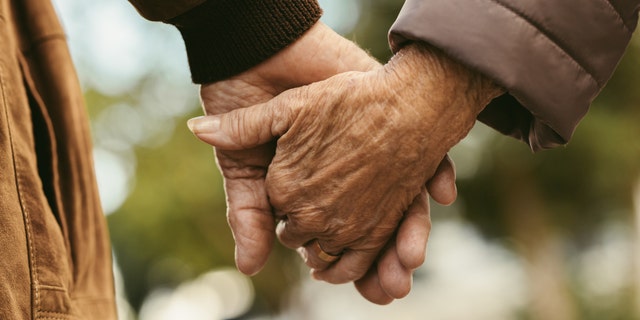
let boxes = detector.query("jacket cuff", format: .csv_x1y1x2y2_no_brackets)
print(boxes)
389,0,635,151
169,0,322,84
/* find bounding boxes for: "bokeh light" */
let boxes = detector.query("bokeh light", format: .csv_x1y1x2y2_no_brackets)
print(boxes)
138,269,254,320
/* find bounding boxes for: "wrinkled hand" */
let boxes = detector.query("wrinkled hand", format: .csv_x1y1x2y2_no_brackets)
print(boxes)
198,23,469,302
208,74,457,303
191,43,503,299
199,22,379,277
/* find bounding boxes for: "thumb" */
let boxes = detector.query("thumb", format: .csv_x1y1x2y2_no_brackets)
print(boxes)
187,96,296,150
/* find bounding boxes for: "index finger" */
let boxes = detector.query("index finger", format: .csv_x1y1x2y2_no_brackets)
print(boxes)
311,245,381,284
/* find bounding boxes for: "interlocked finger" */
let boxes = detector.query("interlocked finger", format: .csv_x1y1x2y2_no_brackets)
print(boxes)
311,245,382,284
297,239,343,271
354,265,394,305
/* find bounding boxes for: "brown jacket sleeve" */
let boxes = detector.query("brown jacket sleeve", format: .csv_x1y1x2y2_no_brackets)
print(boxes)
389,0,640,151
128,0,322,83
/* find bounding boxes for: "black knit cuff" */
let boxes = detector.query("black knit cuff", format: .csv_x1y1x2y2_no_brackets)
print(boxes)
169,0,322,84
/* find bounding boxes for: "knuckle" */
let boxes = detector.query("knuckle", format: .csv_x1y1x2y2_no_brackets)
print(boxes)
265,167,301,209
265,179,289,210
268,88,304,137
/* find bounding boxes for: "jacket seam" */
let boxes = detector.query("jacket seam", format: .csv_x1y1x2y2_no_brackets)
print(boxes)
487,0,602,86
0,62,41,318
603,0,633,34
37,310,80,320
37,309,81,320
69,295,115,301
37,315,77,320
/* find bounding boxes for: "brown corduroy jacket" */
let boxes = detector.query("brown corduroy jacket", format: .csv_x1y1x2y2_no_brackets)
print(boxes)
1,0,638,319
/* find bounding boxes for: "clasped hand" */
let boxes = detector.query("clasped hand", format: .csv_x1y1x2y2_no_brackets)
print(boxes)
188,22,502,304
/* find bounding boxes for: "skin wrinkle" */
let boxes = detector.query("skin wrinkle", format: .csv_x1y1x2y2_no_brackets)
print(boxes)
365,132,421,219
225,179,268,209
217,157,268,180
292,174,362,246
276,217,313,247
231,215,271,244
274,94,411,252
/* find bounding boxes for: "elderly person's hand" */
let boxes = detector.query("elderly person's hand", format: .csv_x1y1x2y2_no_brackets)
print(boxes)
189,42,503,286
198,23,458,303
198,21,380,277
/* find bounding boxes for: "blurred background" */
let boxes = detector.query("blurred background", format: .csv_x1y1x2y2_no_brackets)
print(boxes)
51,0,640,319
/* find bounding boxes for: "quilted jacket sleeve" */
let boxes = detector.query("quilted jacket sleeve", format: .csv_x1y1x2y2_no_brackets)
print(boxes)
389,0,640,151
128,0,322,83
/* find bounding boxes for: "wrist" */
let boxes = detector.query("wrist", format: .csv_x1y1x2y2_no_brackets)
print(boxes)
387,43,504,117
240,22,380,91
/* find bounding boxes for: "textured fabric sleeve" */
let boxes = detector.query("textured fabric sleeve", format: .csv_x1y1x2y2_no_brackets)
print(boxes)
389,0,640,151
129,0,322,84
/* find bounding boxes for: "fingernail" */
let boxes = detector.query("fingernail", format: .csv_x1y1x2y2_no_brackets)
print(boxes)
187,116,219,134
186,116,203,133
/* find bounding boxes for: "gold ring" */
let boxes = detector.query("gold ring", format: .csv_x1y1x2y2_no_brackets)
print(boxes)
312,240,341,263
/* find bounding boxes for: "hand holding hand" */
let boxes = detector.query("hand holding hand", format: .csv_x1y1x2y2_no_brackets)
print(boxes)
199,22,379,276
353,157,456,304
191,43,503,291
